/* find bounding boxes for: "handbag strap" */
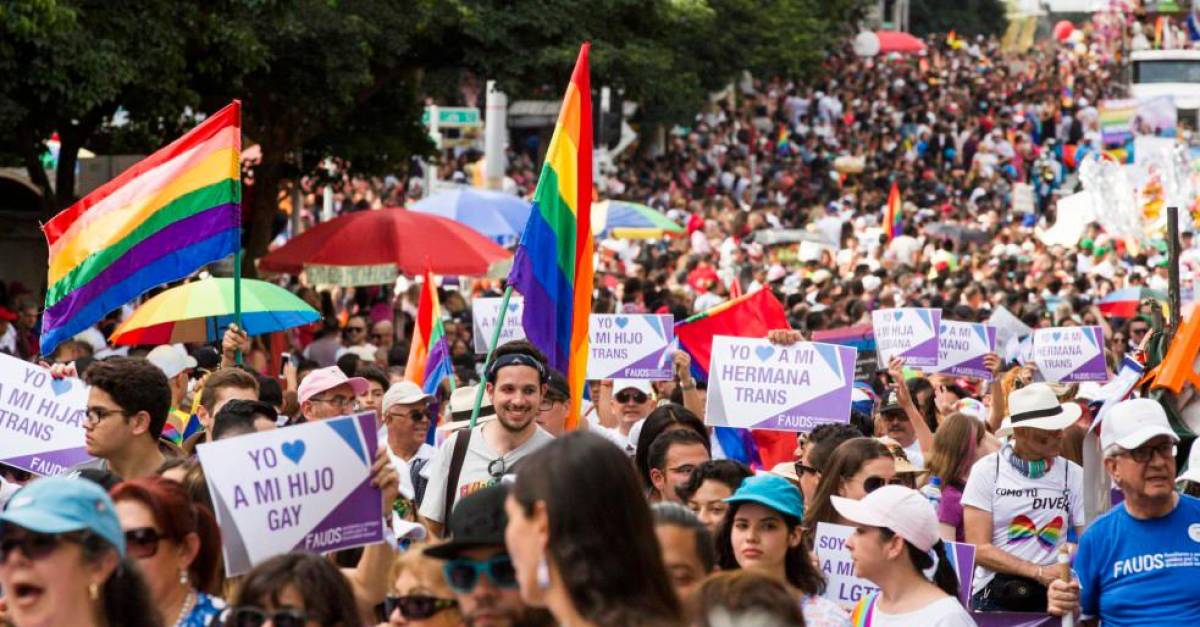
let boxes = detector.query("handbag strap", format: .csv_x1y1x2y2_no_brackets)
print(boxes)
443,427,473,525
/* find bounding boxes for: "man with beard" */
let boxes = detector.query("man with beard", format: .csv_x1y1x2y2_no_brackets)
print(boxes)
420,340,554,537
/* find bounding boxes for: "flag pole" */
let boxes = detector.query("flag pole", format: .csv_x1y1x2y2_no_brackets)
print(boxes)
233,100,245,365
470,285,513,428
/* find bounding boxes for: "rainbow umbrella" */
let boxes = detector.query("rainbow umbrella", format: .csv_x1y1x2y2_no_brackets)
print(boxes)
1098,287,1167,318
591,200,684,239
109,278,319,345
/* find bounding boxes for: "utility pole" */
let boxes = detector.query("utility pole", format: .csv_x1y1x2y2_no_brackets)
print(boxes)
484,81,508,190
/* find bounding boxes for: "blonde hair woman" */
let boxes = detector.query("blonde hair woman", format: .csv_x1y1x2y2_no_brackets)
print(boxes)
381,545,461,626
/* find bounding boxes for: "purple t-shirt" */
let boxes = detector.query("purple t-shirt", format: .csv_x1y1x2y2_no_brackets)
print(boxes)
937,483,965,542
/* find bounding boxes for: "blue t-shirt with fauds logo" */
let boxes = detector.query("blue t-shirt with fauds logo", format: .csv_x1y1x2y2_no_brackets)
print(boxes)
1074,494,1200,625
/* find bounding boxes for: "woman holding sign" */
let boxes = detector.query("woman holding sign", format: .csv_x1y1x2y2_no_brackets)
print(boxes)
834,485,974,626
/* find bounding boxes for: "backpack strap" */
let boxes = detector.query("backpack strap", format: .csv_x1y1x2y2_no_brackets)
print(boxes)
442,427,473,526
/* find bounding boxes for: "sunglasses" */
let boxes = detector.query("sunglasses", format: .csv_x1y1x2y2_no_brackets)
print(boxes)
794,462,820,477
615,391,649,404
345,326,366,334
225,606,309,627
384,594,457,620
1120,441,1176,464
124,527,164,559
0,528,76,562
863,476,906,494
443,555,518,593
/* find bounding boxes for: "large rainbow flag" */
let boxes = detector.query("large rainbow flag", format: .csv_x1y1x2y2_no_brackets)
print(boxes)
405,269,453,395
507,43,593,430
40,102,242,355
883,181,902,242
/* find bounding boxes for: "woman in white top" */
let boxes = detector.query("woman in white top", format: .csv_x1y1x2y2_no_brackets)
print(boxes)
834,485,975,626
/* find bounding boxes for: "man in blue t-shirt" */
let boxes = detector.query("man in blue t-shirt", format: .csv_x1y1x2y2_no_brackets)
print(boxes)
1048,398,1200,625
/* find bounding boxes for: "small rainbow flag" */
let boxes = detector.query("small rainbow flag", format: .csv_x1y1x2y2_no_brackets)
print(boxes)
40,102,242,355
405,269,453,395
883,181,902,242
507,43,593,430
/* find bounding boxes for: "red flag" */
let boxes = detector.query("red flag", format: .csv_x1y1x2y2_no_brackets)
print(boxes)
675,289,789,376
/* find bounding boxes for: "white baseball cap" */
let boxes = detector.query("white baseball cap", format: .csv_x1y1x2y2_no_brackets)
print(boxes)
831,485,939,552
1101,398,1178,451
146,344,197,379
382,380,432,416
613,379,654,396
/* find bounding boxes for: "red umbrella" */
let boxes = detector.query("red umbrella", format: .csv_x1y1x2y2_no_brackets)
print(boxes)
259,207,512,282
876,31,927,54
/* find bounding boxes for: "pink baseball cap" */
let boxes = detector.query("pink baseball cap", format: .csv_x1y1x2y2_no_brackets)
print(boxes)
298,366,370,404
831,485,939,552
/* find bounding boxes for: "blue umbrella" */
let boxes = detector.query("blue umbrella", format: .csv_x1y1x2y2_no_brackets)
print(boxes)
410,188,532,245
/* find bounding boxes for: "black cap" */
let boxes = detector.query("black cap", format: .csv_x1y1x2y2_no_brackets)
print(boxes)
424,484,510,560
191,346,220,371
545,368,569,401
880,390,904,415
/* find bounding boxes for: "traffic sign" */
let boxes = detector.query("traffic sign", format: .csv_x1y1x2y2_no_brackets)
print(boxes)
422,106,481,128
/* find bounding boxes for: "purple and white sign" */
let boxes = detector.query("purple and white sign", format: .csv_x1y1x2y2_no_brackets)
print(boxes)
198,412,384,576
1032,326,1109,383
472,296,525,353
815,522,976,609
586,314,675,380
872,308,941,368
937,321,998,380
705,336,855,433
0,352,92,475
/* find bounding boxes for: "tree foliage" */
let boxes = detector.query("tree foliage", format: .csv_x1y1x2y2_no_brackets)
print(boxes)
909,0,1008,39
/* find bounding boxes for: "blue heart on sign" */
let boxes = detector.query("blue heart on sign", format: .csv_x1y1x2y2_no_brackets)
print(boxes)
507,302,519,313
893,311,903,322
755,346,775,362
49,378,72,396
939,324,947,334
1052,331,1062,342
281,440,306,465
615,317,629,329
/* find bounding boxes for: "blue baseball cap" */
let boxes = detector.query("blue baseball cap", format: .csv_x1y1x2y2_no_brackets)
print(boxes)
0,476,126,557
725,474,804,520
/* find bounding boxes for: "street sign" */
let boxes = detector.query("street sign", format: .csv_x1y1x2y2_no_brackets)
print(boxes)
421,106,481,128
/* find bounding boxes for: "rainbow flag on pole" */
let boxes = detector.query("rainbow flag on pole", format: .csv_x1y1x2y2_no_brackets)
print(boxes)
40,102,242,355
405,269,453,395
883,181,902,242
507,43,593,430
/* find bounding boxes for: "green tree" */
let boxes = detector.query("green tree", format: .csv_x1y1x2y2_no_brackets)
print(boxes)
909,0,1008,38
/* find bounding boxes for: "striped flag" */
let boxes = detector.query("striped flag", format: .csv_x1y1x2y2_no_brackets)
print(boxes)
41,102,242,355
883,181,902,242
507,43,593,430
405,269,453,395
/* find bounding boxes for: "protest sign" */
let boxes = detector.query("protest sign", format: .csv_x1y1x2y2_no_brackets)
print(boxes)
872,308,941,368
706,336,855,432
1032,326,1108,383
937,321,997,380
586,314,674,379
198,412,384,576
815,522,975,609
472,297,525,353
988,305,1033,351
0,352,92,475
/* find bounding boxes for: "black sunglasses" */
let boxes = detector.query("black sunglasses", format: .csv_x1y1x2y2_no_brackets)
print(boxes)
615,391,649,404
124,527,164,559
0,527,76,562
443,555,518,593
794,461,820,477
225,606,309,627
863,476,905,494
384,594,457,620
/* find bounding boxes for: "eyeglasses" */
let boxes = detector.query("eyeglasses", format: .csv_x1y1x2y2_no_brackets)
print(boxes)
794,462,820,477
84,406,128,426
1129,326,1149,337
124,527,164,559
615,391,649,404
1120,441,1176,464
310,395,357,410
487,457,507,479
862,476,906,494
345,326,366,334
225,607,309,627
384,594,458,620
0,527,78,562
443,555,518,593
387,408,429,423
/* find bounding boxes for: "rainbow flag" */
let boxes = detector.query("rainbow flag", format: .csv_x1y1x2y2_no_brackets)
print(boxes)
405,269,453,395
40,102,242,355
507,43,593,430
883,181,902,241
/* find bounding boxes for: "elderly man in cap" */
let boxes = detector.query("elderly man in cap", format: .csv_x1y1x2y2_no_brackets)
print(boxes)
296,365,370,422
425,484,552,627
381,380,437,472
1047,398,1200,623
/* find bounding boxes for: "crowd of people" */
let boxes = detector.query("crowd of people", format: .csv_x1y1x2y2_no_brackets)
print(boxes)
4,9,1200,627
